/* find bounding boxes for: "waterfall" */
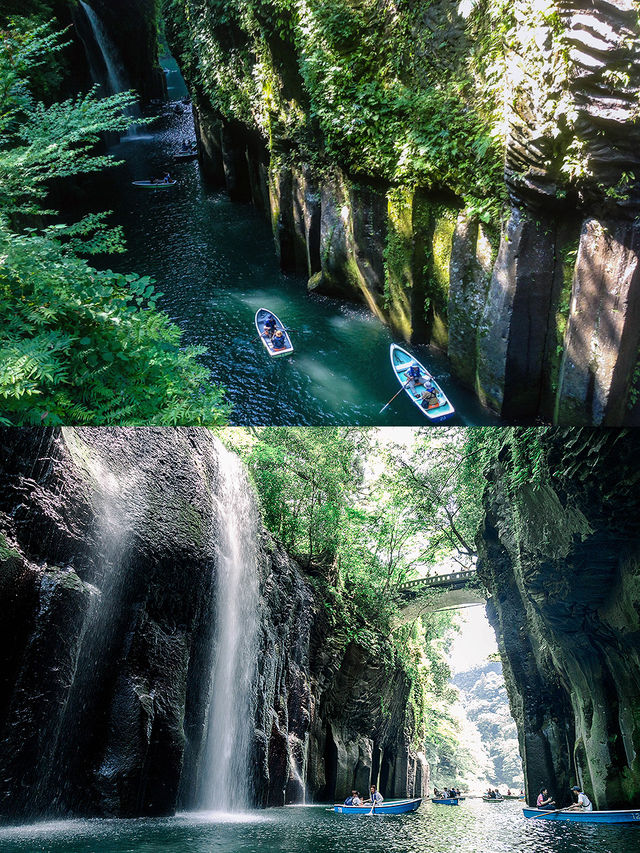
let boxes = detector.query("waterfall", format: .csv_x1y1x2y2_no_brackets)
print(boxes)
77,1,138,134
198,442,260,812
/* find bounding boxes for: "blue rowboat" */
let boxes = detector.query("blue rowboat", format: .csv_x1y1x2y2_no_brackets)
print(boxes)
255,308,294,357
390,344,455,421
334,798,422,815
132,180,177,189
431,797,459,805
523,807,640,823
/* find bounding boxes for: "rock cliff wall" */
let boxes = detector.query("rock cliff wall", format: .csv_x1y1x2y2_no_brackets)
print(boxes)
477,429,640,808
6,1,167,104
164,0,640,425
0,428,425,822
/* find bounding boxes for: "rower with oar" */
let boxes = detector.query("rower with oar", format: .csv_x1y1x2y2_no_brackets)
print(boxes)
364,784,384,814
380,380,410,414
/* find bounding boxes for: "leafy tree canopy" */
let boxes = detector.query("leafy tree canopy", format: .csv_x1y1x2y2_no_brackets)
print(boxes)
0,19,228,425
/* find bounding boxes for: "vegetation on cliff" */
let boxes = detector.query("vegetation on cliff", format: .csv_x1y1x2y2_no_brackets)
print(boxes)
224,426,499,785
0,19,227,425
164,0,506,216
452,662,523,789
226,426,614,789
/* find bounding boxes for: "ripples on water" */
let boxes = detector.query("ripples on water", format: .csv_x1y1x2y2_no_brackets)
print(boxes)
0,802,634,853
80,107,501,426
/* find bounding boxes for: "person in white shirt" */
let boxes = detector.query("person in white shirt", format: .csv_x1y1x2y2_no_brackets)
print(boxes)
364,784,384,806
565,785,593,811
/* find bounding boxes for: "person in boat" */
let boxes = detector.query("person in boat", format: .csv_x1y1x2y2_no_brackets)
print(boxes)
364,785,384,806
404,362,425,391
565,785,593,811
421,380,439,409
263,313,277,339
272,329,286,349
344,790,358,806
536,787,556,809
162,172,172,184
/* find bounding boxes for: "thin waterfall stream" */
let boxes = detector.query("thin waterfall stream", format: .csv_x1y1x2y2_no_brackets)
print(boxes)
77,1,139,133
198,442,260,812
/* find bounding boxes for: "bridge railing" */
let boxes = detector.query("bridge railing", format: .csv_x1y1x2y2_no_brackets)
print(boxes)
397,570,477,591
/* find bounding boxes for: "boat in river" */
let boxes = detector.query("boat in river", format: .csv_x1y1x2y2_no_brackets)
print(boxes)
255,308,294,357
483,796,504,803
389,344,455,421
431,797,459,805
523,807,640,823
131,180,177,189
334,798,422,815
174,151,198,162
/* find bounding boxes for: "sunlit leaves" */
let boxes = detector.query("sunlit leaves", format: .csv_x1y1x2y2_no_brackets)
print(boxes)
0,19,228,425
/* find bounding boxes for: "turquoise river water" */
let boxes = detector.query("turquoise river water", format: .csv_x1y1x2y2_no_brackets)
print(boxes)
76,99,501,427
0,801,635,853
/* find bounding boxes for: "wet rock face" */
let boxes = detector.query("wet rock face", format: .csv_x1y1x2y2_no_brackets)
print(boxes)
0,429,421,822
80,0,166,102
0,428,221,820
174,0,640,424
506,0,640,216
478,430,640,808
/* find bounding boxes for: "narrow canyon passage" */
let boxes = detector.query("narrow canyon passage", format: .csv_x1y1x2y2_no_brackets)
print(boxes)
78,104,499,426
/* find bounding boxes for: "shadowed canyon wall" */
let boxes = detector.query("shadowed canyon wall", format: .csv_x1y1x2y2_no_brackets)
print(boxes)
163,0,640,425
477,429,640,808
0,429,426,822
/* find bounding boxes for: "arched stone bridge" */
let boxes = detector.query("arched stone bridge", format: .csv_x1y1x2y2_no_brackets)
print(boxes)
395,570,487,620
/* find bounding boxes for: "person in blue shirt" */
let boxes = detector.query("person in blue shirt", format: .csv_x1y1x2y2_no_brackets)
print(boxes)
404,362,425,391
344,790,358,805
264,314,277,339
421,380,439,409
272,329,286,349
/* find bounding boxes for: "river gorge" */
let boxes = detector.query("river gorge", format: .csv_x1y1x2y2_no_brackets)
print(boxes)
0,427,638,852
5,0,638,426
2,2,640,851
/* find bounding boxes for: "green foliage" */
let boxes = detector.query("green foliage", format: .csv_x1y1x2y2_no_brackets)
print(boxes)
453,662,524,788
0,227,228,424
223,426,366,568
164,0,507,216
0,20,228,424
224,426,502,775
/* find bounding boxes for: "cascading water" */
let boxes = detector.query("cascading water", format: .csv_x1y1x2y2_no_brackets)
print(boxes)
198,442,260,813
77,1,138,134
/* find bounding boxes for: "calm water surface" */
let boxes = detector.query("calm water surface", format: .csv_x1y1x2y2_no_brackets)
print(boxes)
81,104,500,427
0,802,634,853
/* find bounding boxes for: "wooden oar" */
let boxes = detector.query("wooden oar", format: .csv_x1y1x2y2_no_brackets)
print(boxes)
379,380,409,414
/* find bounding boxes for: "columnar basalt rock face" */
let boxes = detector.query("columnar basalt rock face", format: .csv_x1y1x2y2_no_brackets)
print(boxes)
493,0,640,423
556,219,640,425
0,429,423,822
165,0,640,424
478,431,640,808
